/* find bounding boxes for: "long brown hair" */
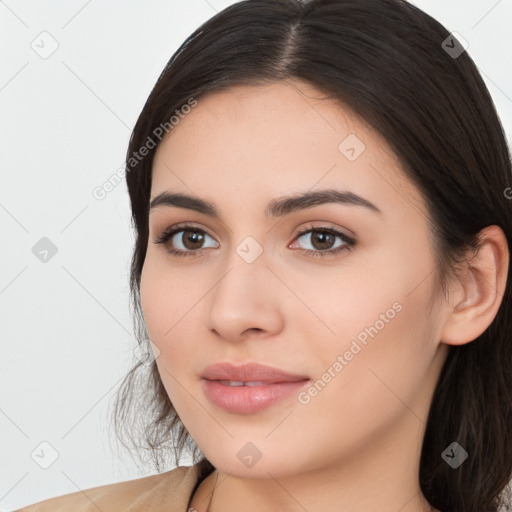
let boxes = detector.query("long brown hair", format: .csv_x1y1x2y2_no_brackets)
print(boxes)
111,1,512,510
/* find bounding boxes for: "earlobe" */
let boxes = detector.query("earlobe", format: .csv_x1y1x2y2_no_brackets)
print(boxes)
440,225,509,346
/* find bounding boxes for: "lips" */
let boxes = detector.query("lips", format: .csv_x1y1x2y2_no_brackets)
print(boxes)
200,362,310,414
200,361,309,384
200,362,311,413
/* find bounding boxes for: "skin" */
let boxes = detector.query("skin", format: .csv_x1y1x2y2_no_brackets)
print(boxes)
140,80,509,512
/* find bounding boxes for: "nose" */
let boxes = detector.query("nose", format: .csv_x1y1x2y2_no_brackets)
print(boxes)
205,246,285,343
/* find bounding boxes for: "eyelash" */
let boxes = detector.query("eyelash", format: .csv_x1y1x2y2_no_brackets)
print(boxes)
153,223,356,259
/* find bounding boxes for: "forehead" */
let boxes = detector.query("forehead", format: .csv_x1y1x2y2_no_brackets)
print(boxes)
151,80,428,222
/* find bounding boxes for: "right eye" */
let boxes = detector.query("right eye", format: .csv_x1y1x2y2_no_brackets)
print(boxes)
153,224,219,257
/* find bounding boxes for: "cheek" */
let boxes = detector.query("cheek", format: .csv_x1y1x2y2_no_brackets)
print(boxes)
139,256,206,370
139,257,182,343
140,261,195,400
317,278,437,420
302,243,437,381
293,258,403,344
139,261,161,341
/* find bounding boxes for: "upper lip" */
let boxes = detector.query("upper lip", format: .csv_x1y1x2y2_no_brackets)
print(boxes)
201,362,310,383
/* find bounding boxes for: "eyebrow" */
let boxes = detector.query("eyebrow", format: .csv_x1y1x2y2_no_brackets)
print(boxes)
149,188,382,218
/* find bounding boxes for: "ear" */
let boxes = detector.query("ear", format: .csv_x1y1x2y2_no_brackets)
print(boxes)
440,225,509,346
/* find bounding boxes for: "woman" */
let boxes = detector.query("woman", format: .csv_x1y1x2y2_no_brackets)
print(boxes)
18,0,512,511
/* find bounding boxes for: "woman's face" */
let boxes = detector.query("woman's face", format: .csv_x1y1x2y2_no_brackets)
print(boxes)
140,80,450,478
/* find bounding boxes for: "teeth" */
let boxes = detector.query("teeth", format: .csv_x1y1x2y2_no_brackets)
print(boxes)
218,380,268,387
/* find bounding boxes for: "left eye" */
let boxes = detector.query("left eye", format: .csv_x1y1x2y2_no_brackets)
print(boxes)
290,226,355,257
153,224,355,258
154,227,218,256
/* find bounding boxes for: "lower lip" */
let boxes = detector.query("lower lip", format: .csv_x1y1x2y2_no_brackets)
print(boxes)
202,379,311,414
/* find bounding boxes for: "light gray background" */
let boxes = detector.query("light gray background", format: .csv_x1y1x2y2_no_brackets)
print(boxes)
1,0,511,510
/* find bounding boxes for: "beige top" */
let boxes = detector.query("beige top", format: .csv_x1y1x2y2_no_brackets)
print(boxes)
16,459,215,512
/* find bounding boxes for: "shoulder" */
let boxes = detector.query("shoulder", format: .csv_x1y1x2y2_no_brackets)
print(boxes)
16,459,214,512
